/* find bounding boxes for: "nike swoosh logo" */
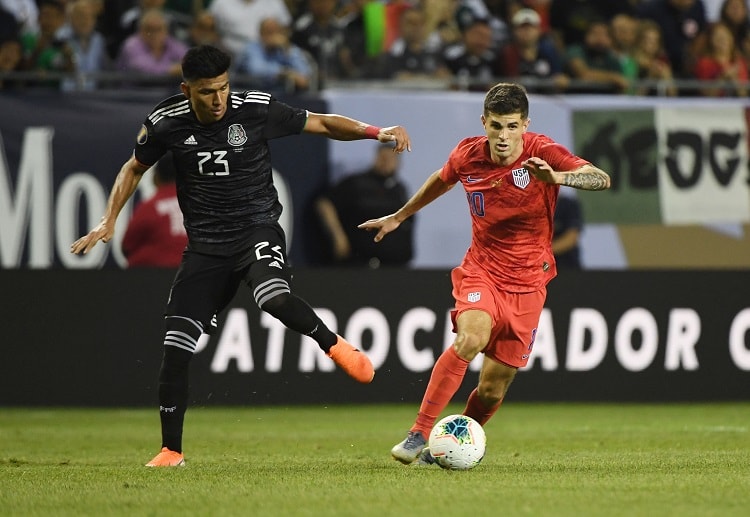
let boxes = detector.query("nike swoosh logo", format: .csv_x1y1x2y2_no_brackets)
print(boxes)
466,176,484,183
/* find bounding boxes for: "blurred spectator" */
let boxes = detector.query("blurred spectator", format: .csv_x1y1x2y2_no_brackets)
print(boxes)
564,19,630,93
0,35,22,89
721,0,750,42
693,21,748,96
382,0,414,51
508,0,552,32
112,1,182,59
117,8,188,77
549,0,634,49
98,0,135,59
20,0,75,87
633,19,678,96
315,144,414,268
209,0,291,59
422,0,462,48
498,8,569,92
121,0,169,36
610,13,640,87
455,0,510,49
552,189,583,270
443,17,503,90
236,17,313,93
291,0,347,85
337,0,377,79
636,0,708,78
122,155,187,268
186,10,225,48
59,0,109,91
0,0,39,35
383,5,451,80
694,0,750,54
719,0,750,44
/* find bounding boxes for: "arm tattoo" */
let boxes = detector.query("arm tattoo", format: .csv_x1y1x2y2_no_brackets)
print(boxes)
562,167,610,191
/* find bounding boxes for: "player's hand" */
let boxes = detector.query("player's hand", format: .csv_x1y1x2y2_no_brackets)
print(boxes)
358,214,401,242
523,157,559,184
70,221,114,255
377,126,412,153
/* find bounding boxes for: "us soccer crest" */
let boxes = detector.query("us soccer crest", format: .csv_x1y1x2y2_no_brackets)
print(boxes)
227,124,247,146
512,167,530,189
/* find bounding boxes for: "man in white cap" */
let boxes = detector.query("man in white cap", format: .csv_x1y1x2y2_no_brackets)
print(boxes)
497,8,570,92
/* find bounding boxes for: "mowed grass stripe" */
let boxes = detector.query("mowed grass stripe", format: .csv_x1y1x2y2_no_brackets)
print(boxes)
1,403,748,516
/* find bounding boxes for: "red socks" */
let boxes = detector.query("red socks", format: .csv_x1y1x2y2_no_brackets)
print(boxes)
462,388,501,425
412,347,469,437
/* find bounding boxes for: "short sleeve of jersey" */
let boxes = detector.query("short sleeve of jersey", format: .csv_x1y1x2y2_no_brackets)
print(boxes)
440,139,473,184
534,134,589,171
262,99,307,140
133,119,168,167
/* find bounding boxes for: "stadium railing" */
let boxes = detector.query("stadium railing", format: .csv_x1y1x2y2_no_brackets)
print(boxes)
0,70,748,97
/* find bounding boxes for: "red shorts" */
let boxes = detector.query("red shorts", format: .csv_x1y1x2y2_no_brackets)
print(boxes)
450,265,546,368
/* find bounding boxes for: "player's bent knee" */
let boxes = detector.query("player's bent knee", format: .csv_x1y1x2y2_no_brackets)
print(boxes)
252,276,291,312
453,331,488,360
163,315,203,354
258,291,290,316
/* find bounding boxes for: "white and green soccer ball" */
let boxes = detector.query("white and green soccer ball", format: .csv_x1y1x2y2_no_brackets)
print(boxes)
428,414,486,470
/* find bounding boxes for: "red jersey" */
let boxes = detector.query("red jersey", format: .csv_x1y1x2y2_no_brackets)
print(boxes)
440,132,589,292
122,183,188,268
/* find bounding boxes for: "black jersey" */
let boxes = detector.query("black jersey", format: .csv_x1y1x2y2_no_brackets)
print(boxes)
133,91,307,256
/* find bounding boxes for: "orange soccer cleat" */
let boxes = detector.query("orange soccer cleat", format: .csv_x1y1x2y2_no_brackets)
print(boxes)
145,447,185,467
326,335,375,384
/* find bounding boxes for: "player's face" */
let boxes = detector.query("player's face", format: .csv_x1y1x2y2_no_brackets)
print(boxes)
181,72,230,124
481,111,529,165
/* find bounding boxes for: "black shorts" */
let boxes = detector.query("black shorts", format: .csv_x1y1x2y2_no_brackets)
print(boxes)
165,223,292,331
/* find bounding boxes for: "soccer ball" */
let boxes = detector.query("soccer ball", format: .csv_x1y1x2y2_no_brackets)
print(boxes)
428,414,486,470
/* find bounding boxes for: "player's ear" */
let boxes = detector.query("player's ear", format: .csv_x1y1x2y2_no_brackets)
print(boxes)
180,82,190,99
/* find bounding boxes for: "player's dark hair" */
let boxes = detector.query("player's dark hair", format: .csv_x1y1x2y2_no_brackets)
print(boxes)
483,83,529,119
181,45,231,82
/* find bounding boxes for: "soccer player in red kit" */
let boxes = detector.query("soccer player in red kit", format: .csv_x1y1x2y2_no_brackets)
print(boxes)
359,82,611,465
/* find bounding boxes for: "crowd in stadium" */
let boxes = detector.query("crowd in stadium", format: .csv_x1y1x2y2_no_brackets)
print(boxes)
0,0,748,96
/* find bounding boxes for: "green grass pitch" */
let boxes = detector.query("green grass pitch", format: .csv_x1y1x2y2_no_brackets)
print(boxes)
1,403,748,516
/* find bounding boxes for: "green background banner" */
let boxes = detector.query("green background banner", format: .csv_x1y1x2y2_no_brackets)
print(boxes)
573,110,661,224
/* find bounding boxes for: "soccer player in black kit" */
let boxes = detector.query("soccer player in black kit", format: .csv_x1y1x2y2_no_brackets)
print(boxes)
71,45,412,467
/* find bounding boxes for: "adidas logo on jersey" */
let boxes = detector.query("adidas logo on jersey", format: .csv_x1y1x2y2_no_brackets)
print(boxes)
184,135,197,145
268,261,282,269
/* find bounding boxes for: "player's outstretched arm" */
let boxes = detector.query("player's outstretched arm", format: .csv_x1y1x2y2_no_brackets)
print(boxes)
523,158,610,191
359,170,453,242
70,156,149,255
304,112,412,153
560,164,610,191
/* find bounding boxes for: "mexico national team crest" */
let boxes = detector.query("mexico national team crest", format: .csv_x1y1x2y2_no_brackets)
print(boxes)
512,167,530,189
227,124,247,146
